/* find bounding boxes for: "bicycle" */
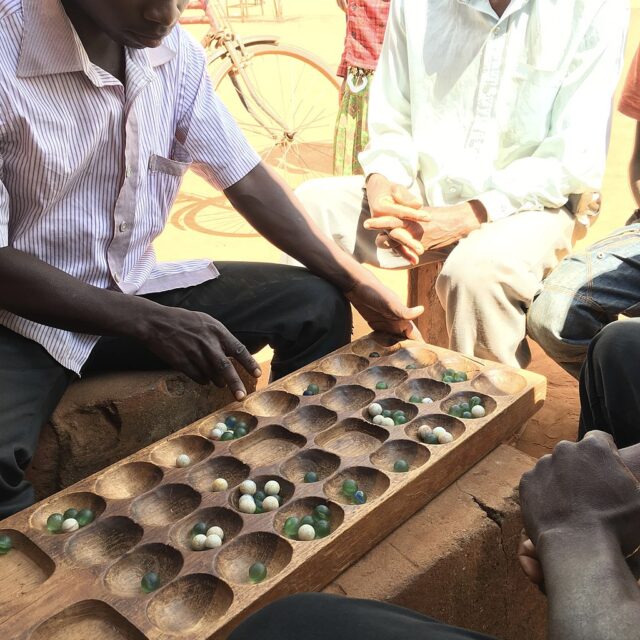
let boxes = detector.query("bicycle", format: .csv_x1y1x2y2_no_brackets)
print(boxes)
173,0,340,237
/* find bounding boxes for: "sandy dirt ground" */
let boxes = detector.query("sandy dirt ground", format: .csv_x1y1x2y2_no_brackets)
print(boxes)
157,2,640,458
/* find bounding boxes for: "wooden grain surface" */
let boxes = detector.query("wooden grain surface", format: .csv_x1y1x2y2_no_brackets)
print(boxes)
0,334,546,640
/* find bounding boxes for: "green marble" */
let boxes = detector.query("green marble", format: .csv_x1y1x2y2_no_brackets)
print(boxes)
424,432,440,445
462,411,473,419
314,520,331,538
304,471,318,483
381,410,392,418
444,369,456,377
234,426,248,438
369,352,381,358
409,395,422,403
283,517,300,538
341,479,358,497
141,571,161,593
191,522,208,537
225,416,238,428
300,515,315,527
448,405,463,418
307,383,320,395
255,491,267,502
0,534,12,555
63,508,78,520
470,396,482,407
393,415,407,425
453,372,468,382
393,459,410,473
313,505,331,521
406,364,419,370
76,508,95,528
249,562,267,583
375,381,388,390
221,431,235,441
46,513,64,533
443,375,454,383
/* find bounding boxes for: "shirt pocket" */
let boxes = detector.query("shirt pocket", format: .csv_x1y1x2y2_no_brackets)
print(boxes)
507,63,564,145
147,154,192,217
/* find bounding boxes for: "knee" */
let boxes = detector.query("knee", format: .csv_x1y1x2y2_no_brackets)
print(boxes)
527,288,573,357
436,249,503,302
589,320,640,370
295,275,351,333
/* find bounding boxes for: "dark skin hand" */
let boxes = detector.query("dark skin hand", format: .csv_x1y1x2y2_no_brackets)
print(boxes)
519,432,640,640
0,2,423,399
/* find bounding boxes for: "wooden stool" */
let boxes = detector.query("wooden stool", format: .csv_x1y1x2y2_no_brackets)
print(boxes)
408,261,448,347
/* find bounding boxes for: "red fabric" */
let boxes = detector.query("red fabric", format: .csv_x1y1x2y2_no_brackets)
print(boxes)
619,46,640,120
338,0,391,77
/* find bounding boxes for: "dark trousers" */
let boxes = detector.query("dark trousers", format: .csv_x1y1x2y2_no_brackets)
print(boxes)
229,594,496,640
0,263,352,520
579,318,640,448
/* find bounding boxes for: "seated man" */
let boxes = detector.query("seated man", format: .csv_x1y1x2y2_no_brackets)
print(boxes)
230,432,640,640
0,0,423,519
286,0,628,369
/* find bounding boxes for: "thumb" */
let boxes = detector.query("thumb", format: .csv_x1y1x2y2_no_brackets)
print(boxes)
391,184,422,209
404,321,424,342
400,305,425,320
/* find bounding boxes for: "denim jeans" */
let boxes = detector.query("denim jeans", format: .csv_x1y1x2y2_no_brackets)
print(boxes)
527,222,640,378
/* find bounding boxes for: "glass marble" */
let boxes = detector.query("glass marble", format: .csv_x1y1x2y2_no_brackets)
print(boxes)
76,508,95,528
307,384,320,395
221,431,235,441
424,432,440,445
46,513,64,533
353,490,367,505
443,375,454,383
409,395,422,403
462,411,473,419
303,390,314,396
460,403,470,412
249,562,267,583
314,520,331,538
304,471,318,483
453,372,468,382
313,505,331,521
191,522,208,537
255,491,267,502
63,508,78,520
235,426,248,438
470,396,482,407
394,415,407,425
283,517,300,538
382,410,392,418
236,420,248,430
225,416,237,428
300,515,315,527
0,534,12,555
406,364,419,370
141,572,161,593
444,369,456,377
342,479,358,497
394,460,410,473
375,381,388,390
449,405,463,418
369,352,381,358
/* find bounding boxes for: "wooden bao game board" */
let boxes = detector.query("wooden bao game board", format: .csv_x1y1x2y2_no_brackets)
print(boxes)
0,334,546,640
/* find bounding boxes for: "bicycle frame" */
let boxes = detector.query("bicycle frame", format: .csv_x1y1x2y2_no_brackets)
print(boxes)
181,0,291,137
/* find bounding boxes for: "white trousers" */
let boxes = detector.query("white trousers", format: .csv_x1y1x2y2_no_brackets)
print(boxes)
285,175,577,369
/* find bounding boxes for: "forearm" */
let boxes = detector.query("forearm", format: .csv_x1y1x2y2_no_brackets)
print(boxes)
224,163,368,292
0,247,153,339
539,530,640,640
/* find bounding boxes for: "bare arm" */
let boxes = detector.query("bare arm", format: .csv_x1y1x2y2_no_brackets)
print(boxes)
0,247,260,395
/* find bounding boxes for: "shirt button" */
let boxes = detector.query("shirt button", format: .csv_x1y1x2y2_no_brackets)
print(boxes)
125,166,133,178
494,25,502,36
119,221,129,233
449,187,457,194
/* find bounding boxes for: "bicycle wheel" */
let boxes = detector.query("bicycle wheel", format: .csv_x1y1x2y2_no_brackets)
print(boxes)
212,43,340,192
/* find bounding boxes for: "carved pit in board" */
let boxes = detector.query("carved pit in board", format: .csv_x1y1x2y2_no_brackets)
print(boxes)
471,369,527,396
440,392,497,420
319,353,369,377
405,415,466,445
149,435,214,469
200,411,258,440
283,405,337,435
323,466,390,506
170,507,243,552
215,531,293,585
187,456,250,494
280,449,341,484
31,601,147,640
66,516,143,567
282,371,336,396
428,354,482,382
230,475,294,514
131,484,201,527
387,346,438,370
320,384,376,413
95,462,163,500
243,390,299,418
273,498,345,541
356,365,408,391
0,529,55,606
230,425,306,467
350,333,402,358
147,574,234,635
30,492,106,534
396,378,451,404
361,398,418,426
104,543,183,598
316,419,388,457
370,440,431,473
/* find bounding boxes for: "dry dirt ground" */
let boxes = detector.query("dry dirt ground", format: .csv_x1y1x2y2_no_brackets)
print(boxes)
160,2,640,459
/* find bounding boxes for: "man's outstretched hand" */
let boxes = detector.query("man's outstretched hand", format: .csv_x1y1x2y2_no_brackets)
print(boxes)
345,273,424,341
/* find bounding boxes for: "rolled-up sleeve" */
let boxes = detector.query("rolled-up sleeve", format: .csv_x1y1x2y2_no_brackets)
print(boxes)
174,31,261,190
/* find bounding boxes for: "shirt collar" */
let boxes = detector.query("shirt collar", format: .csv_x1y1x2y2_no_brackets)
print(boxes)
456,0,530,21
17,0,176,79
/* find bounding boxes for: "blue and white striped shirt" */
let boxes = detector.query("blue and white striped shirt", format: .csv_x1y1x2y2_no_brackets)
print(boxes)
0,0,260,373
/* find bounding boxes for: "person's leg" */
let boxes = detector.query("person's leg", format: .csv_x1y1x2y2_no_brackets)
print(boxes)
435,208,576,368
229,593,495,640
84,263,352,380
0,326,74,519
579,319,640,447
528,224,640,378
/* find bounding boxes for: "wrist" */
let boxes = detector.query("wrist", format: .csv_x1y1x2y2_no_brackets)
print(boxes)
537,525,619,561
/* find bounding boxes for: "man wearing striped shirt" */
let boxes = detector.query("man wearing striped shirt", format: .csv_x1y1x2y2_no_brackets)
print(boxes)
0,0,423,518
